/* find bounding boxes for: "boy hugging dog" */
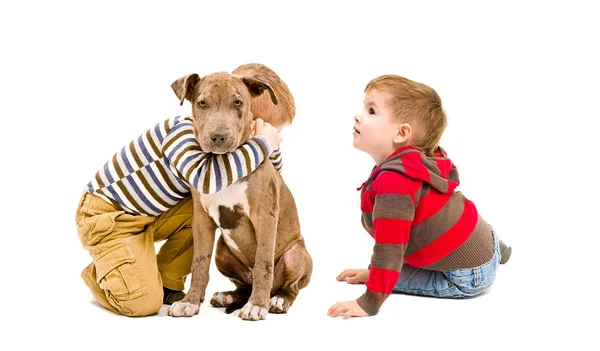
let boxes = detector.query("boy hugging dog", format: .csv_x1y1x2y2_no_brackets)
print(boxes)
75,63,300,317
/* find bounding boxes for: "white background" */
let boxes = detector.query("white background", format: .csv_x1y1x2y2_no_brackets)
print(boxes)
1,1,598,350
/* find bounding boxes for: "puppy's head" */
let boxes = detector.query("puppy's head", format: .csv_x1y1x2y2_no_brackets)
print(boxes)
172,71,278,154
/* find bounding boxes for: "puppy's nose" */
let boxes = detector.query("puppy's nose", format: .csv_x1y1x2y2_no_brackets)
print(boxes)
210,131,228,144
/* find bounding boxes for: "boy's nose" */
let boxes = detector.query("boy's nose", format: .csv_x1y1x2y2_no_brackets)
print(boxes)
354,114,360,123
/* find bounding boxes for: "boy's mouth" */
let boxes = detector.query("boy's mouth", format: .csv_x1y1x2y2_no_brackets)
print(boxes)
353,127,360,134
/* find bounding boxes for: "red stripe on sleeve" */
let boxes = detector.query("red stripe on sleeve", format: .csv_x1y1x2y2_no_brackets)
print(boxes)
373,218,411,244
366,267,401,295
405,199,478,267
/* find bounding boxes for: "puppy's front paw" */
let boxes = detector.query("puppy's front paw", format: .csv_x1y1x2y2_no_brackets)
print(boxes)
239,302,268,321
167,301,200,317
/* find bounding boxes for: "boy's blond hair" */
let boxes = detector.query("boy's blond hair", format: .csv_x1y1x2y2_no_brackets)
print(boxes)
365,75,447,156
233,63,296,128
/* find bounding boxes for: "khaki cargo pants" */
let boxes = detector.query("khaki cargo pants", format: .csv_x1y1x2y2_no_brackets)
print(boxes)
75,192,194,317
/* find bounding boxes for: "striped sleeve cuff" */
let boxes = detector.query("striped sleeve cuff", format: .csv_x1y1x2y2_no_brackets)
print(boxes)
356,290,385,316
251,135,273,157
269,146,283,172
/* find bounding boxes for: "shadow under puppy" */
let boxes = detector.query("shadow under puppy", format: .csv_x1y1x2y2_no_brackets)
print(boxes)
168,64,313,321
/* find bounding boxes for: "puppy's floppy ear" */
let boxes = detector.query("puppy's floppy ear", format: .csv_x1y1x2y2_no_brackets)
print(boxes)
171,74,200,106
242,76,278,105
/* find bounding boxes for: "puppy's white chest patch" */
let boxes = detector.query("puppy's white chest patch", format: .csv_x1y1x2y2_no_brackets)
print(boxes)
199,181,250,227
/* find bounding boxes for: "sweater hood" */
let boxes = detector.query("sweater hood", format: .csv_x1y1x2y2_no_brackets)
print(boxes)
368,146,460,194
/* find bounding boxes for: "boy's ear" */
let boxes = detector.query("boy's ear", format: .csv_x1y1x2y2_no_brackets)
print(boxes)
171,74,200,106
393,123,412,144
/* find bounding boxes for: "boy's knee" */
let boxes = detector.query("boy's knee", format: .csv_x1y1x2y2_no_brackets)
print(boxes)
83,268,163,317
84,243,164,316
117,289,163,317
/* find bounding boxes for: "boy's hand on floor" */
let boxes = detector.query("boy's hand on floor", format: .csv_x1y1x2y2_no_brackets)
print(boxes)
328,300,369,319
336,269,369,284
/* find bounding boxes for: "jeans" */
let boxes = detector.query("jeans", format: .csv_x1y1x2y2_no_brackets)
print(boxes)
392,227,500,298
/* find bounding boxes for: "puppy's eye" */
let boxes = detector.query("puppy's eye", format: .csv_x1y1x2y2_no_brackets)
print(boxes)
233,99,242,108
369,108,375,114
198,100,206,107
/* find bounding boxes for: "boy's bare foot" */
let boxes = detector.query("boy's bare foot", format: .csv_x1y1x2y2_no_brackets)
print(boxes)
499,240,511,264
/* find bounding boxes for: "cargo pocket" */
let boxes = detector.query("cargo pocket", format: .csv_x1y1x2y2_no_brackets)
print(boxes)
79,210,125,247
94,242,147,301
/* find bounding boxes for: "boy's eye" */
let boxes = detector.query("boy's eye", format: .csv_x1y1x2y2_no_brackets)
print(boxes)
369,108,375,114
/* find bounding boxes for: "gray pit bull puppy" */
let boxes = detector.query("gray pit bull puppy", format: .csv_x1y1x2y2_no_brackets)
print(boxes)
167,71,313,321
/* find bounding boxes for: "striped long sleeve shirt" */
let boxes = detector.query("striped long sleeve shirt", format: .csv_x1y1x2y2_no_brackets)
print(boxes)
86,115,282,216
356,146,494,315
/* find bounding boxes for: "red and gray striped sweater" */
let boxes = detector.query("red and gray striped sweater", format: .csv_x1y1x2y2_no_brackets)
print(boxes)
356,146,494,315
